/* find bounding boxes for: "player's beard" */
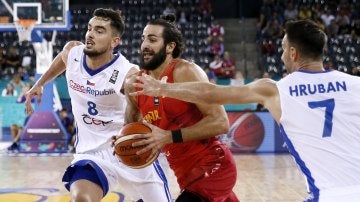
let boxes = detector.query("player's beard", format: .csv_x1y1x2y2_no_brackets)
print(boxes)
140,46,167,71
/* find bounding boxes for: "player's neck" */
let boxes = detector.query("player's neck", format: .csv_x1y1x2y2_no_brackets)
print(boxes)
298,61,324,72
86,52,115,70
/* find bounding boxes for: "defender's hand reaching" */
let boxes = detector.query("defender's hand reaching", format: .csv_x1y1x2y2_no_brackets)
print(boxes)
129,73,168,97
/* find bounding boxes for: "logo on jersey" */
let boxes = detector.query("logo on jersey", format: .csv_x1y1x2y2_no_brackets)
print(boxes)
109,70,119,84
69,80,116,97
82,114,113,126
143,110,161,124
154,97,159,106
87,80,95,86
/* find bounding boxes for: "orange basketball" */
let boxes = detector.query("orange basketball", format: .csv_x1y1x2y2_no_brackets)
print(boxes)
114,122,159,169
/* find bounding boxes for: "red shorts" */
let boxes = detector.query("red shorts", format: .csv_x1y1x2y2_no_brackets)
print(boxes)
182,144,239,202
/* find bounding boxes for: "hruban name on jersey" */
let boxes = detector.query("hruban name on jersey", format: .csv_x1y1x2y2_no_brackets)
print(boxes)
69,80,116,96
289,81,347,96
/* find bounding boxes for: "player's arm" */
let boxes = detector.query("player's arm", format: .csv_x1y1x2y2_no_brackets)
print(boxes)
123,67,142,124
132,73,280,121
25,41,83,115
169,60,230,141
34,41,82,87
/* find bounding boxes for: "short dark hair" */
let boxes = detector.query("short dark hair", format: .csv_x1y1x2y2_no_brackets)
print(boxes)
147,14,185,58
284,19,326,60
93,8,125,37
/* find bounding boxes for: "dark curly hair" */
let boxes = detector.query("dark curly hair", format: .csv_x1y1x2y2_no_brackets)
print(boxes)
147,14,185,58
93,8,125,37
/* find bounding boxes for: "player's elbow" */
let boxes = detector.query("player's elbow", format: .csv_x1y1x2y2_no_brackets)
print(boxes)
211,111,230,135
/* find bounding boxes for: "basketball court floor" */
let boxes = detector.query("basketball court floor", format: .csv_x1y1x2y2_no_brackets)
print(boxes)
0,143,308,202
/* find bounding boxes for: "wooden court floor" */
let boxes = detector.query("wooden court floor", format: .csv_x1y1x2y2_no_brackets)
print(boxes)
0,151,308,202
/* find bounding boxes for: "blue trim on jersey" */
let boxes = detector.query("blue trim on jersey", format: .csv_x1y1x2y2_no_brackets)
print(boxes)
74,125,79,149
62,159,109,196
153,159,172,202
279,124,319,201
297,69,333,74
82,51,121,76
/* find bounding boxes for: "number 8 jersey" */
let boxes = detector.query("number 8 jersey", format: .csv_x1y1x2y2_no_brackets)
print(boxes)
277,69,360,200
66,45,137,153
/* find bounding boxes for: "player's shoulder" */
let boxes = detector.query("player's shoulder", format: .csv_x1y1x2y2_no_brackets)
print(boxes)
63,41,83,51
173,58,207,81
174,58,203,73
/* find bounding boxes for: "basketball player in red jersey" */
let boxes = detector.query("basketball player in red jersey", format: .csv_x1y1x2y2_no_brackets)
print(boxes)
120,14,239,201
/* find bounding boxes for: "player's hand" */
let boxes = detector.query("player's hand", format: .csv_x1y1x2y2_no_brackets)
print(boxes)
131,120,171,162
24,84,43,115
111,135,118,156
129,73,167,97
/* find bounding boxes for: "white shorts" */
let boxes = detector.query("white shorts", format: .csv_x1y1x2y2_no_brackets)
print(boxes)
318,185,360,202
63,147,172,202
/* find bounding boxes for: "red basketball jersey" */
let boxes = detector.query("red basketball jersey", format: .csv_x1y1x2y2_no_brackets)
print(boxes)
137,59,222,188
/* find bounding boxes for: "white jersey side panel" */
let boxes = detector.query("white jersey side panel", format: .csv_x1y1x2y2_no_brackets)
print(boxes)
66,45,137,153
277,70,360,199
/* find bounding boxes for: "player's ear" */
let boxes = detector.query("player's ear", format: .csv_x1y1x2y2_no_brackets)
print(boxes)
289,46,297,61
166,42,176,54
112,37,121,48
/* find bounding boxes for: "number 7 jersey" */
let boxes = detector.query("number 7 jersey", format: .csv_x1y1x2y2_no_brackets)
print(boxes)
277,70,360,200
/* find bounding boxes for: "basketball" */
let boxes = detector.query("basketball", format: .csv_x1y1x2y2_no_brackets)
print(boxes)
114,122,159,169
221,113,265,153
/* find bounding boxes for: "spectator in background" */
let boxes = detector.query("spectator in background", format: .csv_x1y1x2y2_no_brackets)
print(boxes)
59,108,76,153
230,70,245,86
337,13,352,35
262,20,283,40
17,66,30,81
1,83,18,97
9,73,25,90
207,37,224,58
209,54,223,78
197,0,212,17
321,9,336,27
261,39,276,56
3,46,21,78
221,51,236,79
178,9,188,25
163,2,176,15
7,124,22,151
207,19,224,42
204,67,217,84
283,2,298,21
326,19,339,37
270,11,285,26
298,4,312,20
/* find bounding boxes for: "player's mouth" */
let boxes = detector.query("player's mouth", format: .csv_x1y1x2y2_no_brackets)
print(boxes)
142,51,153,61
86,40,95,47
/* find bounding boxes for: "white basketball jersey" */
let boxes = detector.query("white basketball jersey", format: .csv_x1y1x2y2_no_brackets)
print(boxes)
277,70,360,200
66,45,137,153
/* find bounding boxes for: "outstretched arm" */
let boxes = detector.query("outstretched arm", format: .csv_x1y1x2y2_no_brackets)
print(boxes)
131,73,276,106
131,74,281,123
25,41,83,115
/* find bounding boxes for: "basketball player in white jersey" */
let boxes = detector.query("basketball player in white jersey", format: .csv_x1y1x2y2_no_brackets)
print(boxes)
129,20,360,201
24,8,172,202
